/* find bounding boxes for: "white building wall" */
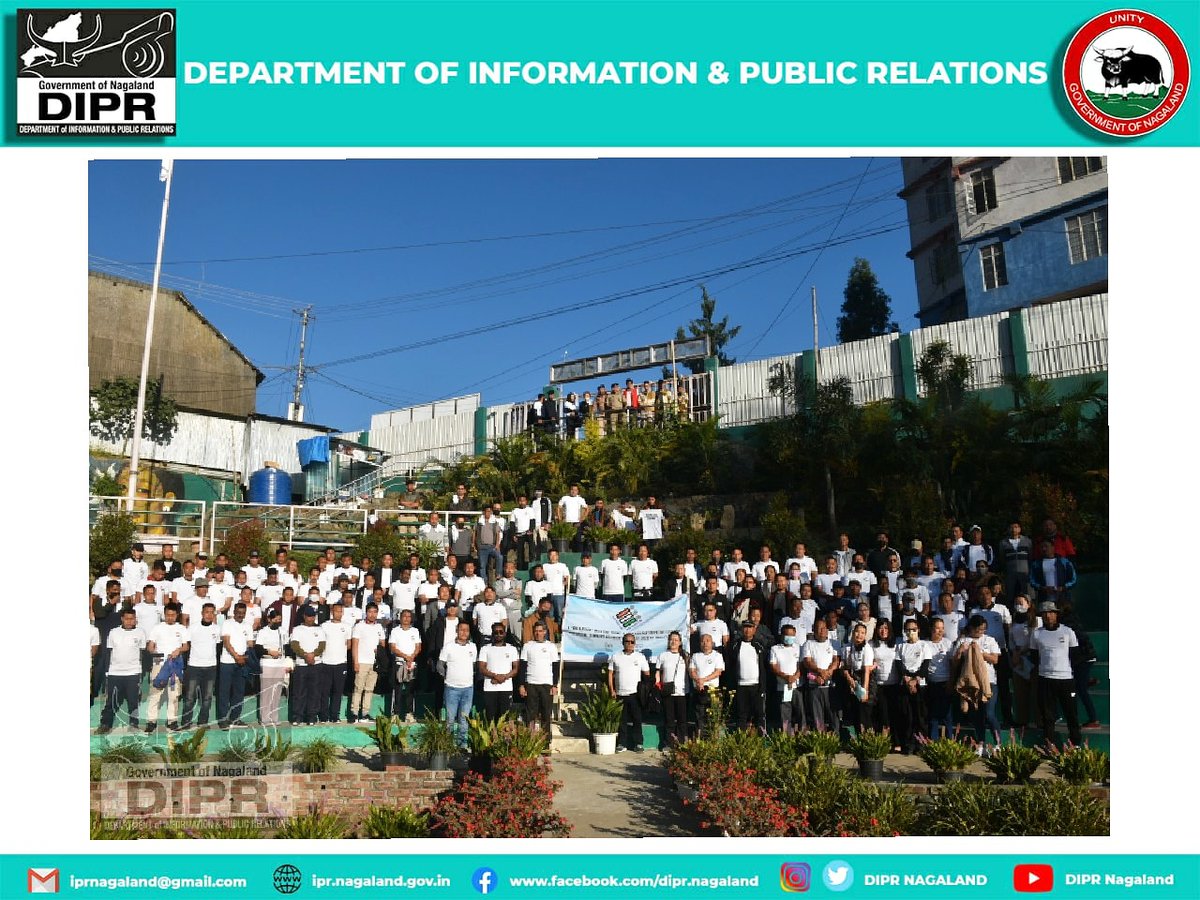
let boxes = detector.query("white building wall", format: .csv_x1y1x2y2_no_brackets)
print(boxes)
911,311,1013,393
818,333,902,403
1024,293,1109,378
716,354,797,426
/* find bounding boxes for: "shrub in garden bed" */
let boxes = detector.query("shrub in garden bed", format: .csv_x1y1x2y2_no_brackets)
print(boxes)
430,756,571,838
917,780,1108,836
983,732,1042,784
1041,742,1109,785
362,804,431,838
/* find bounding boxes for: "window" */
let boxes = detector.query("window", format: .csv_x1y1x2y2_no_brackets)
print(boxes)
925,181,951,222
1066,207,1107,263
1057,157,1104,183
929,242,957,287
980,243,1007,291
965,169,998,215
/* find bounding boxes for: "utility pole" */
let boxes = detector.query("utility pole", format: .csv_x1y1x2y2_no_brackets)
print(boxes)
126,160,174,507
289,306,312,421
811,285,820,382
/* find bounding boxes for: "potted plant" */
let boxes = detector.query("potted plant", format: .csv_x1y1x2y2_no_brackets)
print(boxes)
588,526,618,556
1040,742,1109,786
983,731,1043,784
796,728,842,763
577,683,623,755
548,521,576,553
466,714,507,777
414,712,457,771
916,735,978,783
846,728,891,780
360,714,408,768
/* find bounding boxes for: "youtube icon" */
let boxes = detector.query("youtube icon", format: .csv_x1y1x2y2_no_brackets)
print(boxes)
1014,864,1054,892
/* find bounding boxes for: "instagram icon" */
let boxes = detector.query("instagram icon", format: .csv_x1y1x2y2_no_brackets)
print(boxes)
780,863,811,892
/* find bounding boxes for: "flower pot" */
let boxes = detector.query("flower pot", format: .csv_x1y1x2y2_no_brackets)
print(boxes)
592,541,607,555
552,538,570,554
592,732,618,755
428,751,449,771
380,750,405,768
858,758,885,781
620,545,634,558
936,769,966,784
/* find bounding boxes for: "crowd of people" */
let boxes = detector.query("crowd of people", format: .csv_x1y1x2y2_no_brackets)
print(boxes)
89,504,1099,757
526,376,694,438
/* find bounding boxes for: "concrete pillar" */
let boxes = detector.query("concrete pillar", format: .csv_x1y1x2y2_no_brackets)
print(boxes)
898,333,919,400
1009,308,1032,378
474,406,488,456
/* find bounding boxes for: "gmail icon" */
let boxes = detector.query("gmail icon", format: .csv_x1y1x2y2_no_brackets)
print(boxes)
27,868,59,893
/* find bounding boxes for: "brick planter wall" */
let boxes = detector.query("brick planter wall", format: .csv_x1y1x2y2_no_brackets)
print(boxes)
91,765,454,828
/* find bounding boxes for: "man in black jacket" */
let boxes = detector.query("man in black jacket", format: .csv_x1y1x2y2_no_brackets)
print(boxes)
866,531,901,584
724,620,771,733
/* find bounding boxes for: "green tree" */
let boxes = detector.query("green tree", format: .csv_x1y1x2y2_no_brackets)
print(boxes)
89,376,179,454
837,258,898,344
90,512,137,579
671,285,741,375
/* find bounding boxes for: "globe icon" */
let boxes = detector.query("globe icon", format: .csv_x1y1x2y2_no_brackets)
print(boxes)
273,864,302,894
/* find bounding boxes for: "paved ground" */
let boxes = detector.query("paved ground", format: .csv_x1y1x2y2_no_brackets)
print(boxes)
551,750,703,838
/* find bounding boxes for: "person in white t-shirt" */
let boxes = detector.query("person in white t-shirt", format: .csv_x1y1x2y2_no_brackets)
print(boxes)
573,553,601,600
144,602,189,732
721,548,751,584
478,623,520,721
784,543,818,584
319,603,354,723
439,620,478,748
751,545,777,584
608,634,650,752
389,609,422,721
541,550,571,621
924,618,956,740
133,583,164,638
97,609,146,733
473,587,509,645
388,568,420,616
599,545,629,602
839,622,877,731
654,631,690,745
692,601,730,650
348,603,387,722
637,497,666,549
801,619,841,733
953,614,1003,747
895,619,932,753
972,584,1013,726
288,606,327,726
523,565,553,618
558,484,589,524
241,551,268,590
123,543,149,586
217,602,255,727
1030,600,1082,747
519,621,560,748
454,560,487,613
689,633,725,725
629,544,659,599
180,602,221,729
255,605,289,726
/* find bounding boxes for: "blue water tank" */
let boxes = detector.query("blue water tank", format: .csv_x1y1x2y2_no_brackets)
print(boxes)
248,467,293,505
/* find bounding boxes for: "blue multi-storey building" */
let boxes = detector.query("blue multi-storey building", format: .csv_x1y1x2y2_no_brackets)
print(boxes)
900,157,1108,326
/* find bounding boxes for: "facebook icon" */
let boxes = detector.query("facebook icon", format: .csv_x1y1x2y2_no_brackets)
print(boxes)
473,867,498,894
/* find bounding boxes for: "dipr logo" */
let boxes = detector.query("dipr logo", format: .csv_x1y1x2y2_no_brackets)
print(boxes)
472,868,498,894
780,863,811,892
16,8,178,136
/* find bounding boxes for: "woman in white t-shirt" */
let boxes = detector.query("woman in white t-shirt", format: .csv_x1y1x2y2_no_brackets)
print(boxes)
654,631,689,746
953,614,1003,748
869,620,901,749
839,623,876,730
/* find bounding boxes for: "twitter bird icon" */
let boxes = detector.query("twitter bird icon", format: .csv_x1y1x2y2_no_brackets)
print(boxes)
822,860,854,892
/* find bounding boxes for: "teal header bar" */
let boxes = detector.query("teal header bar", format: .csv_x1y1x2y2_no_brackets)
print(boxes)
4,853,1199,898
4,1,1198,146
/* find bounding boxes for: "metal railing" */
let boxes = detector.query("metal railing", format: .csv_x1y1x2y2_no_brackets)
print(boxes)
89,496,208,552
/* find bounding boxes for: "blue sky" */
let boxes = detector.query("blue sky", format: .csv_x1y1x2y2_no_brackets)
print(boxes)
88,158,916,432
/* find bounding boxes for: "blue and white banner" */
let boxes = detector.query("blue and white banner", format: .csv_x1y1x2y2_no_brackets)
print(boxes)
561,595,689,663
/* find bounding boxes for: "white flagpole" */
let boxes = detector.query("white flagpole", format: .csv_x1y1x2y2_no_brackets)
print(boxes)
125,160,175,507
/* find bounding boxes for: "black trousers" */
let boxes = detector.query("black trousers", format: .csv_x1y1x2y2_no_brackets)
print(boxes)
662,693,688,744
895,682,927,750
392,674,418,719
734,684,766,732
618,693,643,749
180,665,216,727
100,673,141,728
289,665,318,724
1038,676,1082,746
482,689,513,722
995,651,1014,725
875,683,901,743
806,685,838,733
320,662,348,723
523,683,554,739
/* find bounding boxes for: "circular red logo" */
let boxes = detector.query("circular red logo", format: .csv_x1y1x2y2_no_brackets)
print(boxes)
1062,9,1189,136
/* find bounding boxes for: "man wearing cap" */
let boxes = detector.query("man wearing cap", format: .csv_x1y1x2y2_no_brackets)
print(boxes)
194,551,210,580
180,602,221,729
1030,600,1082,747
241,551,268,590
289,607,327,726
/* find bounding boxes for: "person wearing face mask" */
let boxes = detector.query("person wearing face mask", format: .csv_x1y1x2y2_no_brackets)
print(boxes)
893,591,930,640
869,620,902,749
801,619,841,733
896,619,932,754
1007,594,1041,728
839,622,876,730
844,554,877,603
256,606,288,726
770,624,805,733
866,532,901,585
